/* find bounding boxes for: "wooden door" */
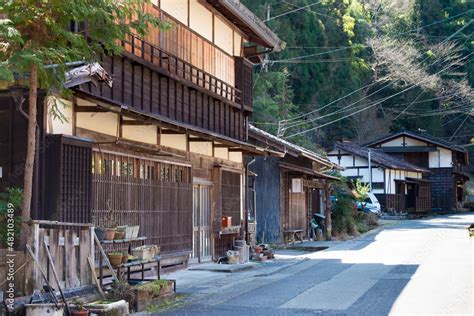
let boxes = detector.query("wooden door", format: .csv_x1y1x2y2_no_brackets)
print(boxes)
192,185,212,262
289,191,306,231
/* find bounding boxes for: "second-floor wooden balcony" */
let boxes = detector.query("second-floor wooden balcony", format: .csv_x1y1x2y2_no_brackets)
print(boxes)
75,35,253,143
74,3,256,143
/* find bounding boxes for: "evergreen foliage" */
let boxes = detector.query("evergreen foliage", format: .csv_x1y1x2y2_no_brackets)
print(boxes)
243,0,473,148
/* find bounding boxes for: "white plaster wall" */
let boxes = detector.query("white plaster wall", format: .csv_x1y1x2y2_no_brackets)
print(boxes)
161,134,187,152
122,125,157,145
76,112,118,136
372,168,384,182
429,147,452,168
189,141,213,156
47,96,73,135
233,32,242,56
229,151,243,163
358,168,370,182
339,168,358,178
406,171,422,179
76,97,96,107
381,136,427,147
189,0,213,41
160,0,188,25
340,155,355,167
354,156,368,167
214,16,234,55
385,169,407,194
404,137,427,146
214,147,228,160
328,156,339,165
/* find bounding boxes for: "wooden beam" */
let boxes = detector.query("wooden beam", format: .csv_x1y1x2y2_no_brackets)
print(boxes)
121,120,153,126
213,143,229,148
74,105,108,113
121,50,243,110
160,129,185,135
189,138,212,142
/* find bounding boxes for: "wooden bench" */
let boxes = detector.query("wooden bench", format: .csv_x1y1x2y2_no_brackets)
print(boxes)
283,229,304,245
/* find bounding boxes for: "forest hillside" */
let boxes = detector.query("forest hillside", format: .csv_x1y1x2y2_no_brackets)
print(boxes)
242,0,473,152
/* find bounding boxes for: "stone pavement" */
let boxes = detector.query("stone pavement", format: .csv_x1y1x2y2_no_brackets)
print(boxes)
151,215,473,315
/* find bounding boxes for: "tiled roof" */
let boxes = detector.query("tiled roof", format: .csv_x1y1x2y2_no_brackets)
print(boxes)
249,125,341,169
335,142,430,173
366,130,465,153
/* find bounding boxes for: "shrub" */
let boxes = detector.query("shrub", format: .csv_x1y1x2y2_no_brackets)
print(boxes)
464,201,474,211
365,213,379,228
0,188,23,248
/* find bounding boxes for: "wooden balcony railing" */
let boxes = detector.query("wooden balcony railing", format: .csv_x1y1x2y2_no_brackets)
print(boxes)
122,33,243,107
453,163,467,174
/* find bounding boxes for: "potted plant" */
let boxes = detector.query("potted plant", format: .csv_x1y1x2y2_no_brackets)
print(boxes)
103,200,118,240
94,226,107,241
133,279,176,311
122,252,130,264
108,252,123,267
72,300,89,316
115,226,127,240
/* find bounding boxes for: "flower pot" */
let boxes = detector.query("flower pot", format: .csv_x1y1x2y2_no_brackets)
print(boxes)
85,300,129,315
72,310,89,316
115,226,126,240
122,253,129,264
95,227,106,241
132,245,160,260
125,225,140,239
108,253,123,267
25,304,64,316
104,228,115,240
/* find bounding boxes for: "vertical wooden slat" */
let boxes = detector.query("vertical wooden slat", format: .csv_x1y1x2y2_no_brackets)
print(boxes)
48,228,57,285
38,228,47,287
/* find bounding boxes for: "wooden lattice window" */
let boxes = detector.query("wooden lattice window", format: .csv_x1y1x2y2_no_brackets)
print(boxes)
221,170,241,226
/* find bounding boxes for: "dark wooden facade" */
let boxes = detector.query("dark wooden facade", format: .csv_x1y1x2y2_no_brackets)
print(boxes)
367,131,469,211
426,168,455,211
376,180,431,213
248,126,336,243
43,135,93,223
252,156,281,243
90,150,193,254
0,90,46,219
1,1,283,270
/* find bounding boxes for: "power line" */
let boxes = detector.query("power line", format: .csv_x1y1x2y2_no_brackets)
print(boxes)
279,21,473,131
264,0,324,22
398,10,474,36
285,52,473,138
449,111,472,141
266,10,472,64
268,47,355,63
281,80,383,123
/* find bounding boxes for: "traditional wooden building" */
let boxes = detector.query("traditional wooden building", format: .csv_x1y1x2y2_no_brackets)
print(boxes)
0,0,282,267
328,142,431,213
366,131,470,211
247,125,341,243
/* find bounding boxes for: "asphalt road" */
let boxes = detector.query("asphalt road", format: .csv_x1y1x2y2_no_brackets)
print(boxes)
159,214,473,315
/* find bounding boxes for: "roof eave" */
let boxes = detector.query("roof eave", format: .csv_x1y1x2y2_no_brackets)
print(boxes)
207,0,283,51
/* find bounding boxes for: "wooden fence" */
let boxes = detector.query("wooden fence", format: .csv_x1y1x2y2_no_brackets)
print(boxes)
91,151,193,254
25,221,94,294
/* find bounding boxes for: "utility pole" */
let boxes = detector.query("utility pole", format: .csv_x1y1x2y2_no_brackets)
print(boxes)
264,3,271,72
368,148,372,192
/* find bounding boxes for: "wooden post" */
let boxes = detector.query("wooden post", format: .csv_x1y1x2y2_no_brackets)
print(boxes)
29,223,41,290
325,184,332,241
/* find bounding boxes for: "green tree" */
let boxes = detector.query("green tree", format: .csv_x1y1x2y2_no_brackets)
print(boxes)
0,0,167,249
